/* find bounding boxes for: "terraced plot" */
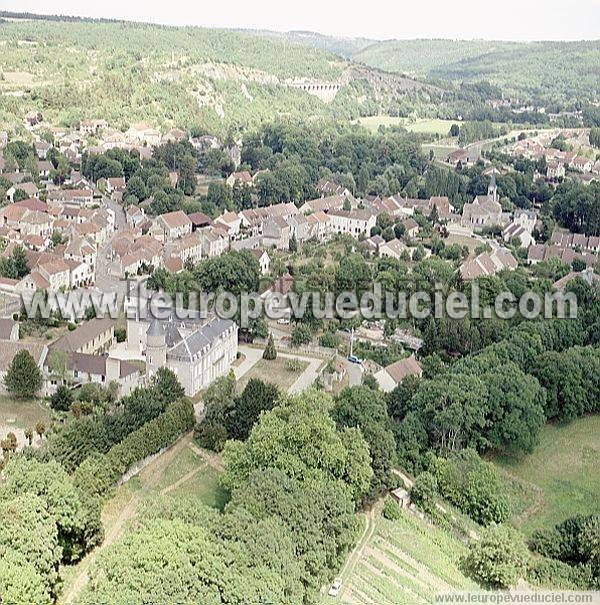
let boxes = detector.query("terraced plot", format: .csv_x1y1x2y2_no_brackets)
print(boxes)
338,510,476,604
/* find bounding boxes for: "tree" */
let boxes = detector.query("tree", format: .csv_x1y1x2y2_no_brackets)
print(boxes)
411,471,438,513
263,333,277,360
462,524,529,589
194,373,236,451
449,124,460,137
24,427,34,446
222,389,373,504
291,323,312,347
333,386,396,499
151,367,185,403
289,233,298,253
35,422,46,440
226,378,279,441
4,350,43,398
1,432,17,457
50,385,74,412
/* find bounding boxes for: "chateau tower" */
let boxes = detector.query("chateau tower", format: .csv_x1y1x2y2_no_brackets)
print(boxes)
146,319,166,377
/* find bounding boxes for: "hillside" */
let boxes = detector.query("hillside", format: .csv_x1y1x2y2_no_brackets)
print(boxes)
0,15,436,136
353,39,600,105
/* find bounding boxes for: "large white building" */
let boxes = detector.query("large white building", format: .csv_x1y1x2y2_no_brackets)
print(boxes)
126,313,238,396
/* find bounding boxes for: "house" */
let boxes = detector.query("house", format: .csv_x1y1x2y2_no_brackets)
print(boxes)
126,205,146,229
262,216,291,250
198,228,229,258
502,221,535,249
553,268,599,291
215,211,242,236
403,218,420,238
126,313,238,396
38,160,53,179
314,177,351,197
155,211,192,241
238,203,298,234
163,128,186,143
285,213,310,243
188,212,213,231
364,234,385,253
379,238,410,260
374,356,422,393
226,171,253,188
251,248,270,275
105,177,126,193
37,258,71,291
79,119,108,135
50,318,115,355
327,209,376,237
164,231,203,265
570,156,593,173
64,235,97,284
47,188,94,207
34,141,51,160
513,209,537,232
366,196,404,217
300,193,356,214
429,196,453,219
306,211,331,241
459,248,518,280
6,182,39,202
447,148,475,168
546,161,565,179
0,318,19,341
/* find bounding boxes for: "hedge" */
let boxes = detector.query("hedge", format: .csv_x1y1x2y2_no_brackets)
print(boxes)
74,398,195,500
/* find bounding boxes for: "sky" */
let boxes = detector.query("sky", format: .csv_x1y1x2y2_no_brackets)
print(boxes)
5,0,600,41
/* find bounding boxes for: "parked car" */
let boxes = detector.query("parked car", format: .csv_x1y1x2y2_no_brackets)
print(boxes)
347,355,361,364
328,578,342,597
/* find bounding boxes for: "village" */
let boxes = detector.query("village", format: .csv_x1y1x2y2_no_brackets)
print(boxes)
0,113,599,419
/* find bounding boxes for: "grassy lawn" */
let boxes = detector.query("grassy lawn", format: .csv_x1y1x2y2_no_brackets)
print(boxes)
422,144,458,159
0,396,50,430
328,509,476,604
237,356,308,392
494,415,600,536
357,116,461,137
169,464,228,510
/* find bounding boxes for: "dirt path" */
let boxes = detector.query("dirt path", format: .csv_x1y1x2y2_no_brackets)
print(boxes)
61,435,192,604
337,502,380,602
188,441,224,472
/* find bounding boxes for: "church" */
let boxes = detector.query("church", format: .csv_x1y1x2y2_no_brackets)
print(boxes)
461,173,504,229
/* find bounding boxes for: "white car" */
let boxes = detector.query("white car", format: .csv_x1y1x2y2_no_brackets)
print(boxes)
328,578,342,597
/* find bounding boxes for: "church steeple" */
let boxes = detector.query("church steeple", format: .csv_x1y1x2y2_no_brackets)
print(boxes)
488,172,498,203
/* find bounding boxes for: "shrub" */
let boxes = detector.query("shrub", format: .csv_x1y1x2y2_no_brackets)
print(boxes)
382,497,402,521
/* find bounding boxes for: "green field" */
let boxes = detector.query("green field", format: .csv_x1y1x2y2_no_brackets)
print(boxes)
328,508,476,604
357,116,460,136
494,415,600,536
